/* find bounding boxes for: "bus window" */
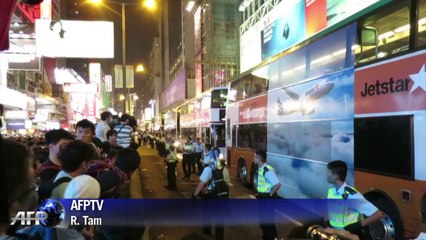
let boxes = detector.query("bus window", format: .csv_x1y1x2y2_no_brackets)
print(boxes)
211,89,228,108
354,115,414,180
356,1,410,64
418,0,426,47
215,125,226,147
237,124,267,150
181,128,196,140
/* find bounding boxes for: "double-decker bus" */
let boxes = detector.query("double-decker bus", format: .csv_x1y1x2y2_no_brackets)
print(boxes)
178,87,228,154
227,0,426,238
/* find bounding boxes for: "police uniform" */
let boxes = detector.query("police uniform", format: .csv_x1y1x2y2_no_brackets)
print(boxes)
198,160,230,240
165,149,178,189
327,183,378,230
257,164,280,197
256,164,280,240
182,142,194,180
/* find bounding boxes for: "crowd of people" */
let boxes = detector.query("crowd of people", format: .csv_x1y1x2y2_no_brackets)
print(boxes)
0,110,144,239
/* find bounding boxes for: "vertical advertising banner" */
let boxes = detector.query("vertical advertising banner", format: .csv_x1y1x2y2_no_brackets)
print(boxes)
114,65,123,88
105,75,112,92
126,65,134,89
89,63,101,83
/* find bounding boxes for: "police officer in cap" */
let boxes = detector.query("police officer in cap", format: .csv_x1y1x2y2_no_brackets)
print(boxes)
164,145,178,190
326,160,383,237
254,150,281,240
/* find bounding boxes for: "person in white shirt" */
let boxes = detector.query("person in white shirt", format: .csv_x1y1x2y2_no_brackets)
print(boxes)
96,111,112,142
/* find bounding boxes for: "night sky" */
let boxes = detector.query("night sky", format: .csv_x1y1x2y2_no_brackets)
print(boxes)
65,0,159,113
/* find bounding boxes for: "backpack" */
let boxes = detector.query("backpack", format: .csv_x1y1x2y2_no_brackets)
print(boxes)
208,163,229,199
85,159,115,178
38,176,72,202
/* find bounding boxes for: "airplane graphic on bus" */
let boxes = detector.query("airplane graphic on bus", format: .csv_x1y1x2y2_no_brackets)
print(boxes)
277,80,335,115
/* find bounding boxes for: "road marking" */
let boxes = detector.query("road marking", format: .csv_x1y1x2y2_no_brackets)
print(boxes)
276,210,304,227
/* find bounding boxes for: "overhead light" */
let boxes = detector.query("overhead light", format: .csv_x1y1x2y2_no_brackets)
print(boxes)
186,1,195,12
394,24,410,33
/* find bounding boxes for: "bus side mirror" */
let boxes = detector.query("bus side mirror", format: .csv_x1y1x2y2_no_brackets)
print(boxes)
359,27,378,46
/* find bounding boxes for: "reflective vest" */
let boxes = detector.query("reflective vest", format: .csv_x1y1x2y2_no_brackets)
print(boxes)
327,187,361,229
257,165,274,193
183,143,193,153
167,151,177,163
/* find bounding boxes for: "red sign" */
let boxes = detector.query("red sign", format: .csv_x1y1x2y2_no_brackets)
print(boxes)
355,51,426,114
238,95,268,123
196,110,211,127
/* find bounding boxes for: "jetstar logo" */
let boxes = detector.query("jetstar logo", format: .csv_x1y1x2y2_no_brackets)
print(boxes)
360,64,426,97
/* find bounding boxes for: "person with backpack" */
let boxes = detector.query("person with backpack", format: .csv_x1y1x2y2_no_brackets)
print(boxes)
254,150,281,240
192,144,230,240
37,129,74,201
50,141,95,199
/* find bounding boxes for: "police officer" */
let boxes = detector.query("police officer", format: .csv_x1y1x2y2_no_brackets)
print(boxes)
193,143,230,240
182,136,194,180
164,145,178,190
326,160,383,237
254,150,281,240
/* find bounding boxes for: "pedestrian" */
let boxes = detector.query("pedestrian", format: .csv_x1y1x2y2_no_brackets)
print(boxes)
0,138,84,239
164,145,178,190
37,129,74,201
326,160,383,237
51,141,94,199
76,119,101,158
96,111,112,142
254,150,281,240
181,136,195,181
113,114,134,148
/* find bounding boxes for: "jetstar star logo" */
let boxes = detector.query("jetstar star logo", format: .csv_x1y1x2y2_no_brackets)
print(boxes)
408,64,426,94
360,64,426,97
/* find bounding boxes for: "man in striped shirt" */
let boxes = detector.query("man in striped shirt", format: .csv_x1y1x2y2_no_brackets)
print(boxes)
113,114,134,148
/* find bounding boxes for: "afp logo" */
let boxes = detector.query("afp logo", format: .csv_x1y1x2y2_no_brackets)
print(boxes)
10,199,65,227
10,211,47,226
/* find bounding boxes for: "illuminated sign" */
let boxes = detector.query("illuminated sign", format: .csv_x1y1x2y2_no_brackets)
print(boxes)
4,110,27,119
105,75,112,92
35,19,114,58
89,63,101,84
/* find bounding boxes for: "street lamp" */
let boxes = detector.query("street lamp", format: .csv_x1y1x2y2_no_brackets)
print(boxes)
89,0,156,114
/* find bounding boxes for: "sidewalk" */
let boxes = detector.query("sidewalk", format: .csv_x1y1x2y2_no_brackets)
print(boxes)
129,145,158,199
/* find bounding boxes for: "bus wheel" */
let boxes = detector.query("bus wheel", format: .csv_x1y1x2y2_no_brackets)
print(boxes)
237,158,248,185
363,191,403,240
